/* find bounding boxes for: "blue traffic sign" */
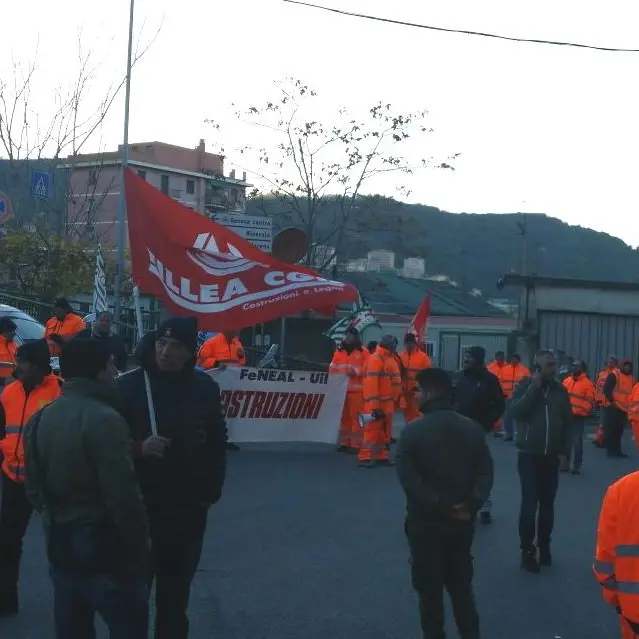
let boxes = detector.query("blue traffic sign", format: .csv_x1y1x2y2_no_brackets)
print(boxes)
32,170,50,200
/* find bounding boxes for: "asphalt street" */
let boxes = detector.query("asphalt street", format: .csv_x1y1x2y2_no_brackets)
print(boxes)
3,426,636,638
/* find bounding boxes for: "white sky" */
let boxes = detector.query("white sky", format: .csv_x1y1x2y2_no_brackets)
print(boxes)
4,0,639,245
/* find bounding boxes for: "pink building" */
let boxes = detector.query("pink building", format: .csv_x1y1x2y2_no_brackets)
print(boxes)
63,139,250,247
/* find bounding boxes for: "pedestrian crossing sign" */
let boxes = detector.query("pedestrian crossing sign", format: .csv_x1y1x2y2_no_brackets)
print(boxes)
32,170,50,200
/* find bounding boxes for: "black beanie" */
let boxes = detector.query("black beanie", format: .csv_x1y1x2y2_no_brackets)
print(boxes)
157,317,198,354
54,297,73,313
466,345,486,365
16,339,51,371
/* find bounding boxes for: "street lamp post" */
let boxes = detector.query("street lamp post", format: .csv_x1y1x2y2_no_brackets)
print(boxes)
113,0,135,331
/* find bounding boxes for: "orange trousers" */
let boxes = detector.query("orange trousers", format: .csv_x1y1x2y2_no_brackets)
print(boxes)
403,394,421,424
339,393,363,449
358,411,393,461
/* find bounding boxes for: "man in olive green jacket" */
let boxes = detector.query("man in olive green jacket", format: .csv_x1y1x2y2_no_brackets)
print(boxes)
508,349,572,574
24,338,150,638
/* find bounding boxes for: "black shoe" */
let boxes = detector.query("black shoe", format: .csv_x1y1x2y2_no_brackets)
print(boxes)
226,442,241,452
358,460,375,468
336,445,349,453
539,546,552,567
479,511,492,525
0,589,18,616
521,550,540,574
376,459,395,467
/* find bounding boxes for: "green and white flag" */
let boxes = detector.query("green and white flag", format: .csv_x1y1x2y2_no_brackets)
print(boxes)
324,294,380,345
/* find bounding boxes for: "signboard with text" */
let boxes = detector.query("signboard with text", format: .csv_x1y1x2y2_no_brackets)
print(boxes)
209,213,273,252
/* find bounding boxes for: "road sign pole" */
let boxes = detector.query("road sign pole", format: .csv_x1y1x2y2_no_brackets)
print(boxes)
113,0,135,331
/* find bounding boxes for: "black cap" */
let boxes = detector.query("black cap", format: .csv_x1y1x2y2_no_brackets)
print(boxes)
54,297,73,312
157,317,199,354
16,339,51,371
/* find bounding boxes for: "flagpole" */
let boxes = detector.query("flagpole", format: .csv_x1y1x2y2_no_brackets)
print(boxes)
113,0,135,332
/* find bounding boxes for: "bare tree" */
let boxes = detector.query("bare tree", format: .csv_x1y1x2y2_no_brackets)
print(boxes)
218,78,456,270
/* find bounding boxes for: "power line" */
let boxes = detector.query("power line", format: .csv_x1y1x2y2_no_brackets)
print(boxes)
282,0,639,53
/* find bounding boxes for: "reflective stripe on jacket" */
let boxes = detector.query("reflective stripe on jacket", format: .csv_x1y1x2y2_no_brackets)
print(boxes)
362,347,402,413
197,334,246,369
594,471,639,626
501,363,530,399
0,375,61,482
329,348,369,394
399,349,432,394
563,374,596,417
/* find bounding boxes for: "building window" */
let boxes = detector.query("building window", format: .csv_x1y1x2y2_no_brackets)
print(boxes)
137,170,146,180
160,174,169,194
186,179,195,195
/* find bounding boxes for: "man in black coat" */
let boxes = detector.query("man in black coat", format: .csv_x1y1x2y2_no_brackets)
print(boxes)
397,367,493,639
117,317,227,639
453,345,505,525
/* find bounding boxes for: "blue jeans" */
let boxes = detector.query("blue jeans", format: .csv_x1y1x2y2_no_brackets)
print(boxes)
50,568,149,639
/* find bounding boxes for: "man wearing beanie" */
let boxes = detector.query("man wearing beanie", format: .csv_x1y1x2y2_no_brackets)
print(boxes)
0,339,61,615
44,297,85,356
453,346,505,525
117,316,227,639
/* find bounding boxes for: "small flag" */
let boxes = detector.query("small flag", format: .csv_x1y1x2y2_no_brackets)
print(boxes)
407,293,431,341
324,294,380,345
91,244,108,315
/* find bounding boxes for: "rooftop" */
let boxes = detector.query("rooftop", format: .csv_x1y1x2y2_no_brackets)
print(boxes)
499,274,639,292
340,271,507,318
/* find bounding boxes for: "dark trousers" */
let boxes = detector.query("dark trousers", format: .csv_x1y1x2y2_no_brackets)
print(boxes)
0,473,33,598
517,452,559,551
149,506,208,639
51,568,149,639
569,415,586,470
405,518,480,639
603,405,626,456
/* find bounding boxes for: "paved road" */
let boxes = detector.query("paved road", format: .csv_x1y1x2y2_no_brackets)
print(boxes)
3,429,636,638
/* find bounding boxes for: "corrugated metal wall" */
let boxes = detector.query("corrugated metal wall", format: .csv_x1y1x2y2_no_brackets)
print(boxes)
438,332,509,371
538,311,639,371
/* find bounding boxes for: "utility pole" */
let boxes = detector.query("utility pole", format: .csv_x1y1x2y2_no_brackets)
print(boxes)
516,212,528,276
113,0,135,331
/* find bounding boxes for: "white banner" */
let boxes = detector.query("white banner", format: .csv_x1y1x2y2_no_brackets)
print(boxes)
206,366,348,444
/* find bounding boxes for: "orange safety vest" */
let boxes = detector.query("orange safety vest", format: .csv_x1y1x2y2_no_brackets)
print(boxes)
329,348,369,394
629,384,639,426
362,347,402,414
603,370,634,412
197,334,246,369
563,373,596,417
399,349,432,394
486,361,506,390
0,335,17,380
596,367,616,404
500,363,530,399
594,471,639,628
0,375,61,482
44,313,86,356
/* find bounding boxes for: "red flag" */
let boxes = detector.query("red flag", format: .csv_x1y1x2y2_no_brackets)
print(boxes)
124,169,358,331
407,292,431,341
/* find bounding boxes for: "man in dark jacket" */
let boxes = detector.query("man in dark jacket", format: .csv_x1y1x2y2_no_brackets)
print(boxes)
453,345,505,525
397,367,493,639
76,311,128,372
509,349,572,573
117,317,227,639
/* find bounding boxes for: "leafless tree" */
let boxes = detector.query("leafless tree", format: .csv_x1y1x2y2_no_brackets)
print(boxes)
217,78,457,270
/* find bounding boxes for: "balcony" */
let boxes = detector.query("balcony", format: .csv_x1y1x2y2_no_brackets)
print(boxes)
205,194,245,213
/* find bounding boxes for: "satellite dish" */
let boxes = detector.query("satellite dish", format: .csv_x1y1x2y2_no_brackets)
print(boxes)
271,227,308,264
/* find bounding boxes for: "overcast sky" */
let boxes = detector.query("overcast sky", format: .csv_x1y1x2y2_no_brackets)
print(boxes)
4,0,639,246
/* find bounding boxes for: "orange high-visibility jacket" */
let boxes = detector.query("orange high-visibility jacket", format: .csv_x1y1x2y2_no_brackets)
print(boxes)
399,349,432,394
0,336,17,381
486,361,506,390
197,334,247,370
500,363,530,399
44,313,86,356
627,383,639,427
594,471,639,629
362,347,402,414
563,373,596,417
0,375,61,482
329,348,369,395
602,370,634,412
596,367,616,404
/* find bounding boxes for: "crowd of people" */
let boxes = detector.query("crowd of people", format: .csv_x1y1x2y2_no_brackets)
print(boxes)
1,296,639,638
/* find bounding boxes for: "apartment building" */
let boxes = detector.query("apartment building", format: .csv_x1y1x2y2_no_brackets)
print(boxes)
63,139,250,246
